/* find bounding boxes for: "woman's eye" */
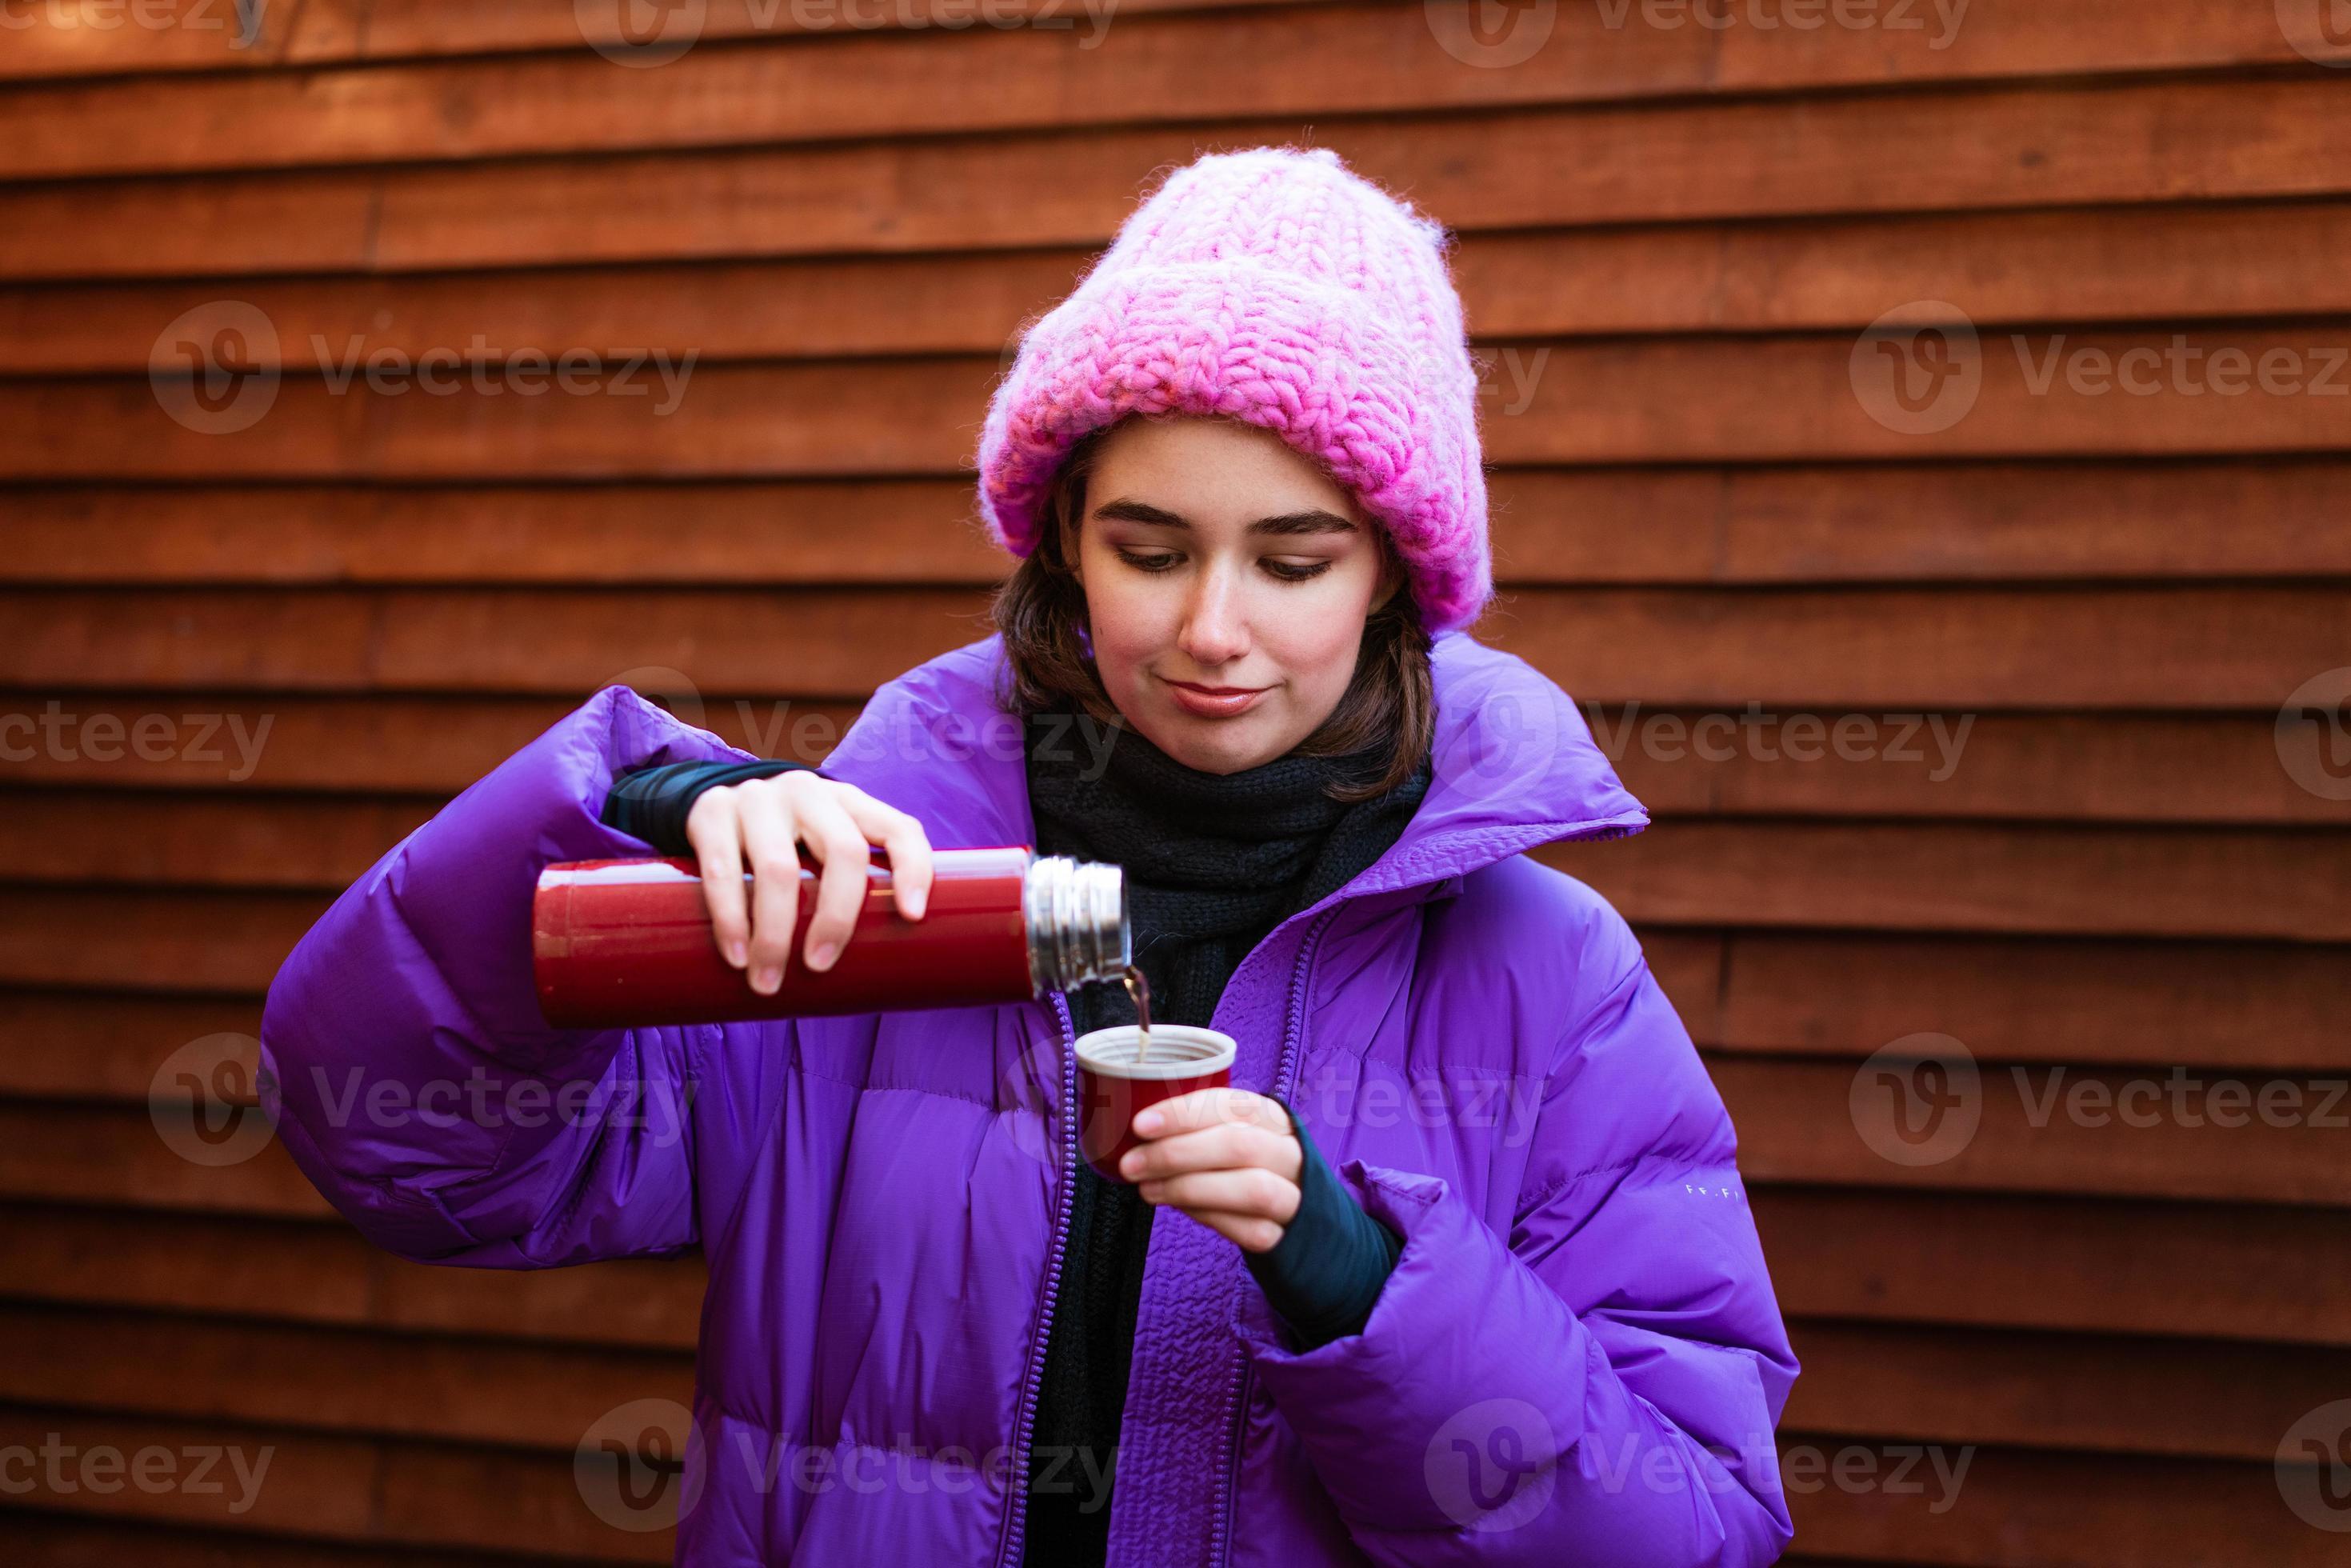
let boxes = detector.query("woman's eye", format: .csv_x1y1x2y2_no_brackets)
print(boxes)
1114,550,1179,573
1263,560,1333,582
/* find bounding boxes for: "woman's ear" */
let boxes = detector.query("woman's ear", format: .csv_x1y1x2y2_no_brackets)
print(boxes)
1058,506,1085,588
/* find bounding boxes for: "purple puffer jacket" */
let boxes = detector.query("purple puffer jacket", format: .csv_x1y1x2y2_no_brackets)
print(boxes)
262,629,1799,1566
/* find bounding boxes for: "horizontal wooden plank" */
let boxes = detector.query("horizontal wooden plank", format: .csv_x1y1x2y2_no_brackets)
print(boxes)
1754,1186,2351,1345
6,790,2340,941
1,585,2335,709
0,693,867,790
2,359,985,481
0,4,1692,178
0,249,1090,374
1777,1438,2337,1566
1485,585,2347,710
0,1206,377,1325
0,887,323,993
0,793,438,891
0,482,1002,586
1715,1054,2351,1205
0,587,993,699
24,1034,2345,1218
0,1407,670,1562
26,200,2351,378
1467,198,2351,338
0,1103,335,1218
0,0,1301,82
1782,1319,2347,1465
0,1406,380,1542
1601,460,2351,584
8,0,2329,179
2,1511,612,1568
29,328,2351,482
1712,933,2351,1073
8,1183,2339,1350
0,1298,2322,1467
0,1303,689,1451
0,990,261,1100
9,694,2337,830
1603,710,2347,827
9,1398,2315,1566
1557,820,2351,942
10,462,2351,587
11,908,2337,1081
10,926,2341,1115
10,77,2351,280
0,0,357,82
1501,326,2351,463
0,1205,708,1350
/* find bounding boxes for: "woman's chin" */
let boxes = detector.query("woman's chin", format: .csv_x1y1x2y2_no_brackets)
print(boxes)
1138,706,1289,775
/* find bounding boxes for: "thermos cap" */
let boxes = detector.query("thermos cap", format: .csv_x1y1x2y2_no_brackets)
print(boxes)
1023,854,1130,994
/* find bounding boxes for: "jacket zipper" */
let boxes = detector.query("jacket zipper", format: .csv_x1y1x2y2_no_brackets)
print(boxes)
1208,902,1342,1568
998,987,1081,1568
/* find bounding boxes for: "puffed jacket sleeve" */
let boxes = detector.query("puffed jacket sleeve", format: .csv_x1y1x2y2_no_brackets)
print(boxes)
258,684,770,1268
1233,931,1801,1566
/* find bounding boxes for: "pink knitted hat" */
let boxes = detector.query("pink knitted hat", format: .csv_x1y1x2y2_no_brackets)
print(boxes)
974,145,1493,634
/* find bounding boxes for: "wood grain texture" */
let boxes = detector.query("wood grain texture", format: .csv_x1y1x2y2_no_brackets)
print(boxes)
10,77,2351,280
6,2,2342,1559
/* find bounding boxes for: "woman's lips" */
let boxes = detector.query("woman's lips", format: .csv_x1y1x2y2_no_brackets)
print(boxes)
1163,677,1270,718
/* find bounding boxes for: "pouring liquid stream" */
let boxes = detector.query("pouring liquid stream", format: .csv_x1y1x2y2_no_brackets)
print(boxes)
1123,963,1152,1066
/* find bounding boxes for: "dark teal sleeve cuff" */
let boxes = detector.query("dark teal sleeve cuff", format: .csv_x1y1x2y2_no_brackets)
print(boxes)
1242,1097,1404,1349
600,759,815,856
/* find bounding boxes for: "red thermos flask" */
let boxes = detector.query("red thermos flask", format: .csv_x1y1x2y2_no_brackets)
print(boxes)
531,847,1130,1028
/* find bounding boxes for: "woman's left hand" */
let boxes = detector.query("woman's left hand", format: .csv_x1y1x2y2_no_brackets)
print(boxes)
1119,1089,1303,1253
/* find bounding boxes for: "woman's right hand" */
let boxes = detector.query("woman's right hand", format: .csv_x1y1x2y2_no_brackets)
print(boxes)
683,771,934,994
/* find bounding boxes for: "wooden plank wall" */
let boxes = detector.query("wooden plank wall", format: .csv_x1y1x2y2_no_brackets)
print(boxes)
4,1,2348,1562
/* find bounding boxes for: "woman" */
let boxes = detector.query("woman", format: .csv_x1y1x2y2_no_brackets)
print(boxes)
262,146,1798,1566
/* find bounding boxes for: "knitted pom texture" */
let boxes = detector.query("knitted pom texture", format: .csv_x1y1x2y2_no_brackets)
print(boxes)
974,145,1493,634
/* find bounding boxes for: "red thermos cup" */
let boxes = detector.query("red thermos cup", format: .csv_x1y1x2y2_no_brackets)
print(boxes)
531,847,1130,1028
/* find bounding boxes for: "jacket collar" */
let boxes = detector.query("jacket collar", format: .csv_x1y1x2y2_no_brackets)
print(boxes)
817,630,1649,913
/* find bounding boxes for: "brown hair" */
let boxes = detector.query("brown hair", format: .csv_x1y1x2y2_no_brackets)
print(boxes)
989,417,1435,803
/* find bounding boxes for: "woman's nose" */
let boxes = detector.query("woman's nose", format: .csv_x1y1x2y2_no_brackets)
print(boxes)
1177,565,1249,666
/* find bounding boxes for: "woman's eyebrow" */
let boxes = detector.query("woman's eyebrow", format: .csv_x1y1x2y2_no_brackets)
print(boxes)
1093,498,1357,536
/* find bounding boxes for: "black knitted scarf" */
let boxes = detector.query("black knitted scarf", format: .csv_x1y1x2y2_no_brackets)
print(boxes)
1018,704,1431,1566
